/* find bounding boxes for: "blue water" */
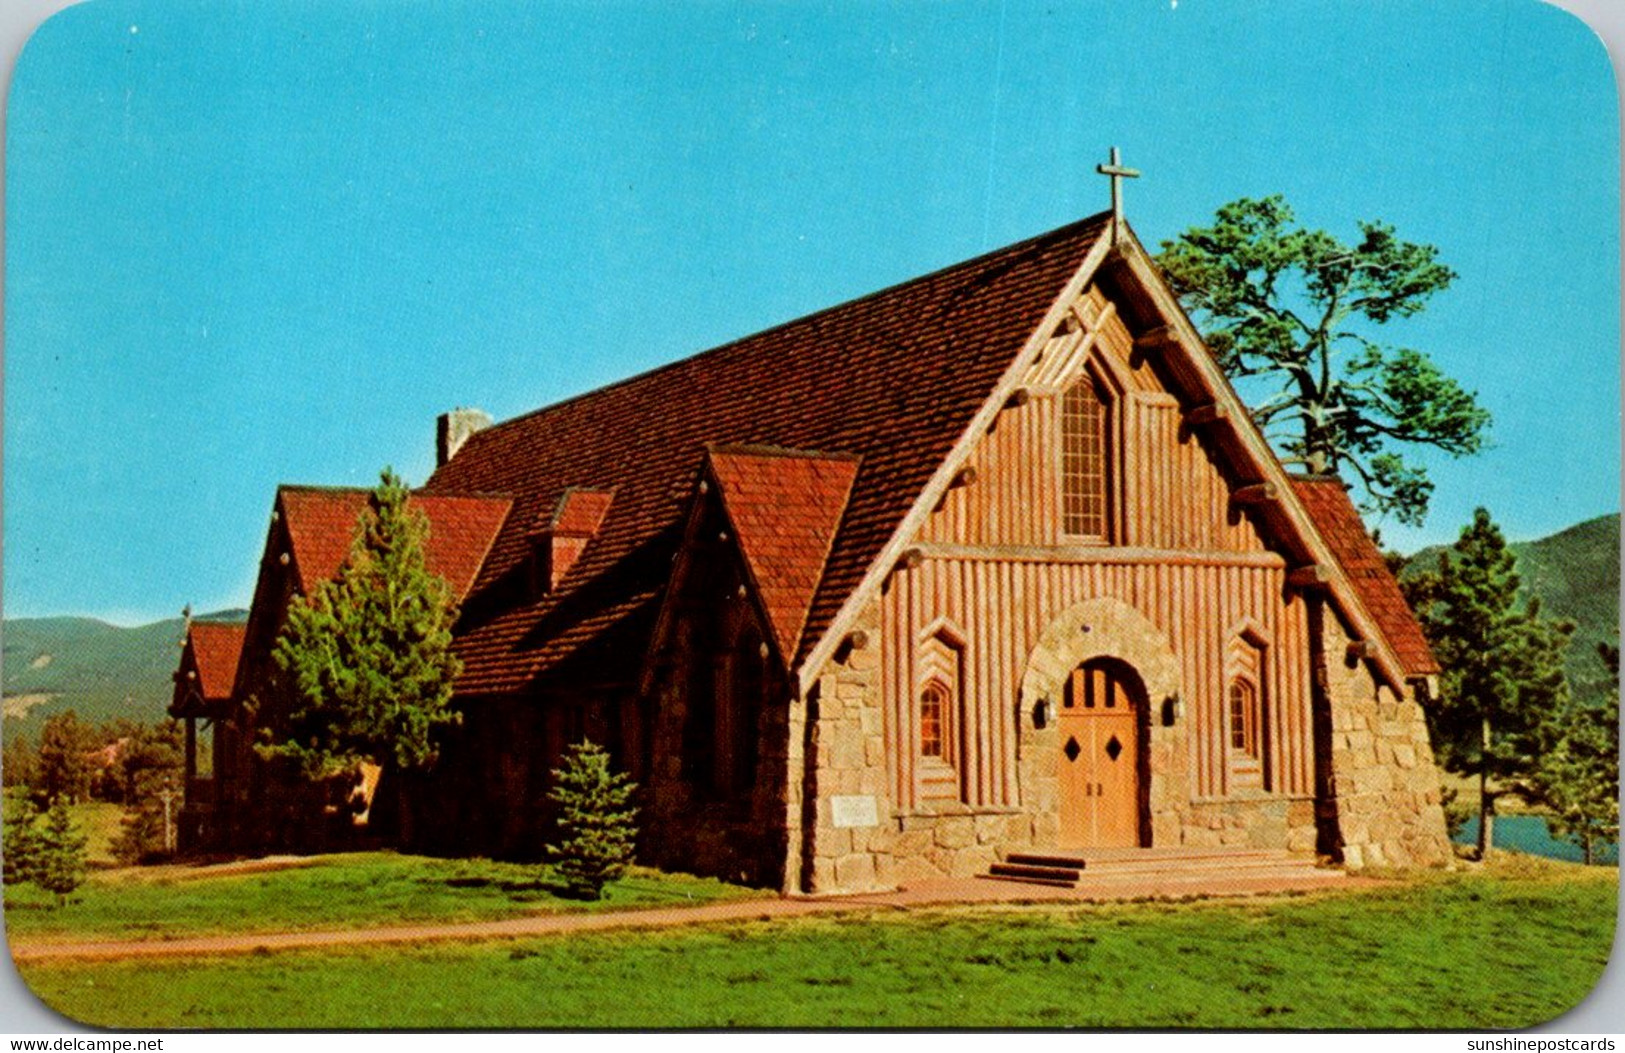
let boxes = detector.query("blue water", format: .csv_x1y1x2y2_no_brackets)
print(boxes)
1455,814,1618,865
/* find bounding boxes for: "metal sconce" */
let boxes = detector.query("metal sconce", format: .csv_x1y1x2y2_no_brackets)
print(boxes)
1033,697,1054,729
1161,694,1183,727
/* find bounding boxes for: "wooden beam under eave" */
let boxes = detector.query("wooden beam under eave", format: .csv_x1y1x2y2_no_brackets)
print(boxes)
1230,482,1278,506
1287,564,1334,588
1132,325,1180,356
1183,402,1228,427
1346,640,1373,662
949,466,978,489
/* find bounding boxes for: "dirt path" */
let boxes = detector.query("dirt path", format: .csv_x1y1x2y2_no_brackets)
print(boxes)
9,869,1375,964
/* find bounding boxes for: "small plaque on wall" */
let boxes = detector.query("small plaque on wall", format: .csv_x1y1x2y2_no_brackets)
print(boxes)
829,795,879,829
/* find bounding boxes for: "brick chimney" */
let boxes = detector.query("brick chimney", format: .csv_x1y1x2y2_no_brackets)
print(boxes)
436,407,493,466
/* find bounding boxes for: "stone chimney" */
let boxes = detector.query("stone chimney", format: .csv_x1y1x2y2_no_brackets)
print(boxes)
436,407,493,467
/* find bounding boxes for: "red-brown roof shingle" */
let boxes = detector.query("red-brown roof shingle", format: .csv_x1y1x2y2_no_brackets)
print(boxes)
1291,477,1440,676
708,446,861,662
189,621,248,702
279,487,513,601
425,214,1114,694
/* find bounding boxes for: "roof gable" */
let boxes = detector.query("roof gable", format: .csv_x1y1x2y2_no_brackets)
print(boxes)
1291,478,1439,676
278,487,512,600
425,214,1113,694
189,621,248,701
707,446,860,662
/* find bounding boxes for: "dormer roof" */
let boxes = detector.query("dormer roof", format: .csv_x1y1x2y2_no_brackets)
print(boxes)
277,487,512,600
706,446,860,662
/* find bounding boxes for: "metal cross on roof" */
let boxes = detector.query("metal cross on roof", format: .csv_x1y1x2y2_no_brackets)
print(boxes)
1095,146,1140,241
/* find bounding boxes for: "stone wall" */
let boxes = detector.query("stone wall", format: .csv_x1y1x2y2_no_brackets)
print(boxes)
1318,609,1453,868
789,586,1450,893
801,599,899,892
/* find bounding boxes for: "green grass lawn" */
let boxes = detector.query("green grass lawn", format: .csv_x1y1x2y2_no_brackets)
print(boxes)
14,855,1616,1030
4,851,761,942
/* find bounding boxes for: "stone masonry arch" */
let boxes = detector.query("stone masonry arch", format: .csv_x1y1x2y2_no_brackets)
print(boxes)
1016,596,1190,849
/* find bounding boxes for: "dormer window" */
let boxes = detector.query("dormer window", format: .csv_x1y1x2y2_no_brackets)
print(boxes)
1062,374,1111,539
529,488,614,597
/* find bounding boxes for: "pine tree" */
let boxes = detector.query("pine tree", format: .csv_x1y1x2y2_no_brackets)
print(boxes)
1535,642,1619,865
3,732,39,793
1408,508,1572,859
262,469,462,788
34,795,87,907
3,794,44,887
110,720,185,864
545,741,639,900
1159,196,1489,525
36,710,94,805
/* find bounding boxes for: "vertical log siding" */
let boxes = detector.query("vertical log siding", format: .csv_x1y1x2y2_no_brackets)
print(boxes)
893,284,1313,816
883,555,1314,811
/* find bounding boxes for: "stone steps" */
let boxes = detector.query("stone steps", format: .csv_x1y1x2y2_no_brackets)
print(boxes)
981,847,1339,889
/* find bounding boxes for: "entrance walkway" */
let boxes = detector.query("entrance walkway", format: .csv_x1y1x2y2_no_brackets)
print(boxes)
10,865,1374,964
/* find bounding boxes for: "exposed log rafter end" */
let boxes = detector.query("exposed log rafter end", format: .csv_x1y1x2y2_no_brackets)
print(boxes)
1183,402,1228,427
1287,563,1334,588
1230,482,1279,506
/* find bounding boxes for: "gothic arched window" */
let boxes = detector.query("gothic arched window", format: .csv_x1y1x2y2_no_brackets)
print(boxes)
1228,677,1260,759
1062,374,1111,539
920,680,950,761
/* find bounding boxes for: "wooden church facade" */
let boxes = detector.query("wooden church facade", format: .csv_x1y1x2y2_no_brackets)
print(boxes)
181,211,1452,891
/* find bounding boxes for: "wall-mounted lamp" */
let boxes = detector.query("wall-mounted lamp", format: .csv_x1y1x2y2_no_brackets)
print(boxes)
1161,694,1183,727
1033,697,1054,729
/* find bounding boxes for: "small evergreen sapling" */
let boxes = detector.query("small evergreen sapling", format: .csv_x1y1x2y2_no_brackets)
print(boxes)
34,796,87,907
545,741,638,900
3,794,44,886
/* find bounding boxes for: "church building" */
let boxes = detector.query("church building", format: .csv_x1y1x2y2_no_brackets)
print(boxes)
178,201,1454,891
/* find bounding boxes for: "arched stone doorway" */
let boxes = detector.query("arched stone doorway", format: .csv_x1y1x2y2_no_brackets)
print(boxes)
1017,596,1186,851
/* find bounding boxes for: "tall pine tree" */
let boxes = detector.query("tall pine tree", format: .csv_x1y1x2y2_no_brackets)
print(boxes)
110,720,185,864
261,469,462,812
36,710,95,805
1534,642,1619,864
1158,196,1489,525
1408,508,1572,859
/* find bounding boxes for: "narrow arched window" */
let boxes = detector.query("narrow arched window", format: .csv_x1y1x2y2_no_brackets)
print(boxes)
1228,678,1259,759
920,681,949,760
1062,375,1110,538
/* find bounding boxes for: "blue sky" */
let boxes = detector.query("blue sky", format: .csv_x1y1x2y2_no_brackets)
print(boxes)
4,0,1618,625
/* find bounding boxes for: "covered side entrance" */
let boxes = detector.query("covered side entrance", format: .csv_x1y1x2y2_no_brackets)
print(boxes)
1058,657,1148,849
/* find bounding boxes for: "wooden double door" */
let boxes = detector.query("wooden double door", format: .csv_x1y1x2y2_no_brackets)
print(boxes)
1058,658,1146,849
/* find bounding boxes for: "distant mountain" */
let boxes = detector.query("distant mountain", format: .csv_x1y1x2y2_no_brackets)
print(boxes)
2,610,248,735
1403,514,1620,707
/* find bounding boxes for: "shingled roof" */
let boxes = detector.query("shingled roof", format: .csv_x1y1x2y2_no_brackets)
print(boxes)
189,621,248,702
278,487,513,601
426,214,1114,695
1291,477,1440,676
707,446,861,663
419,210,1437,696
